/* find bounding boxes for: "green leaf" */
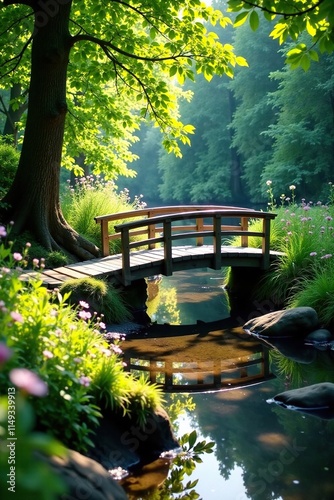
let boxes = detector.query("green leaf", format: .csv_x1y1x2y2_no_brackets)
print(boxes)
300,53,311,71
233,11,249,28
249,10,259,32
188,430,197,449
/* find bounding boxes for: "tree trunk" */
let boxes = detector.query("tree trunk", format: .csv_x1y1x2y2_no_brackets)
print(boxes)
2,1,99,259
2,84,28,145
227,89,244,203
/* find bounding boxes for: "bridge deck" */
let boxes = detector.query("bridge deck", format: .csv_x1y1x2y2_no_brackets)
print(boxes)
25,244,283,289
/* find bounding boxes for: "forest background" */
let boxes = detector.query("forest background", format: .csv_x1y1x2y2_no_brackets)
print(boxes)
117,13,334,208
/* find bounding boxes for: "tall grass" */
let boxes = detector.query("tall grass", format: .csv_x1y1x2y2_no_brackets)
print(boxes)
243,183,334,326
61,175,146,253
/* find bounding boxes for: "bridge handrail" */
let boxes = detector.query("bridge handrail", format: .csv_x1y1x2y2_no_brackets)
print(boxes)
95,204,256,257
112,208,276,285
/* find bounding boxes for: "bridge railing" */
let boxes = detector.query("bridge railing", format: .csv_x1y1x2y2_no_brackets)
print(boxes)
95,204,254,257
95,207,276,285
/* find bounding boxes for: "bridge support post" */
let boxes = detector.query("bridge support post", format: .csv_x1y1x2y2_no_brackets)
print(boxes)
163,219,173,276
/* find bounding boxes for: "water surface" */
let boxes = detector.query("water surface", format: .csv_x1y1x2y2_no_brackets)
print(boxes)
121,269,334,500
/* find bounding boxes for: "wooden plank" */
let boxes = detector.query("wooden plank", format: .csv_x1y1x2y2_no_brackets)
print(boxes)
53,266,94,279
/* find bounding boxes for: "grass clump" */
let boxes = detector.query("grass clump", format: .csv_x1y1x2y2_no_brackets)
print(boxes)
59,276,131,324
61,175,146,254
289,259,334,329
241,182,334,325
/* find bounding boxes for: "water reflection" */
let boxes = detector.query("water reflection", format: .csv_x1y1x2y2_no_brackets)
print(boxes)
120,269,334,499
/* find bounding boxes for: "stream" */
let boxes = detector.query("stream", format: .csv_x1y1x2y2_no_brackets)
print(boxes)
120,269,334,500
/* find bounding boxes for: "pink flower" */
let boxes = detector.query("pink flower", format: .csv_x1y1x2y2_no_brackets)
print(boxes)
321,254,332,259
13,253,23,261
310,252,317,257
0,343,12,364
78,310,92,320
43,350,54,359
110,344,123,355
99,322,106,330
79,301,89,309
0,226,7,237
10,311,24,323
9,368,48,396
79,376,91,387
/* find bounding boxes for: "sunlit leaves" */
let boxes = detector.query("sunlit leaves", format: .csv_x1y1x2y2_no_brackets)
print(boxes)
286,44,319,71
228,0,334,69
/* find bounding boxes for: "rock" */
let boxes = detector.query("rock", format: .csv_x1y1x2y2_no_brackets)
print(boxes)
260,336,316,364
243,307,319,338
89,406,180,471
268,382,334,419
40,449,128,499
305,328,332,343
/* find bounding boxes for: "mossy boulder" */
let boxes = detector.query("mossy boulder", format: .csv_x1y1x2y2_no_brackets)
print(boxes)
243,307,319,338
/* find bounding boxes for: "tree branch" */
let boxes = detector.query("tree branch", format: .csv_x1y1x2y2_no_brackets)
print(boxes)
0,36,33,79
70,32,188,63
241,0,326,18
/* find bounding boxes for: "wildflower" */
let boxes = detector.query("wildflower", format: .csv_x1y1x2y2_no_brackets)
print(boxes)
0,226,7,237
0,343,12,365
99,321,106,330
321,254,332,259
13,252,23,261
32,258,39,267
266,180,272,186
100,347,111,357
73,357,82,363
79,376,91,387
110,344,123,355
25,242,31,248
43,350,54,359
289,185,296,191
10,311,24,323
325,216,333,221
78,310,92,320
79,300,89,309
310,252,317,257
302,205,311,211
9,368,48,396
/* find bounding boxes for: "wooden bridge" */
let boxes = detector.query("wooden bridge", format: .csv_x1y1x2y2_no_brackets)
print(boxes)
29,205,281,288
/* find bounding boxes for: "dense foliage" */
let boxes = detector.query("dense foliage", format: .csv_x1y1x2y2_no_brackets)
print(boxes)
127,18,334,206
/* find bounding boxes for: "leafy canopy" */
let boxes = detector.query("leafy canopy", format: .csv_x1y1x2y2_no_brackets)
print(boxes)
227,0,334,70
0,0,247,172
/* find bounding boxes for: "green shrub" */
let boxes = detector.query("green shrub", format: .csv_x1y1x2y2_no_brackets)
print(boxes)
0,138,19,201
61,176,146,253
11,232,69,268
0,231,163,457
289,260,334,328
59,276,132,324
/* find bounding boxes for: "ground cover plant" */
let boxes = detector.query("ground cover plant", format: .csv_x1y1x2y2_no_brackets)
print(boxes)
234,182,334,328
0,227,164,495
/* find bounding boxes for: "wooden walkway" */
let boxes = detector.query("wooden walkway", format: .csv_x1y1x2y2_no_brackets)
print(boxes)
28,244,282,289
25,205,282,288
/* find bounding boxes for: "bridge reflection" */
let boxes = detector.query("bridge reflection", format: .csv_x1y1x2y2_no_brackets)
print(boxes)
122,324,274,392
